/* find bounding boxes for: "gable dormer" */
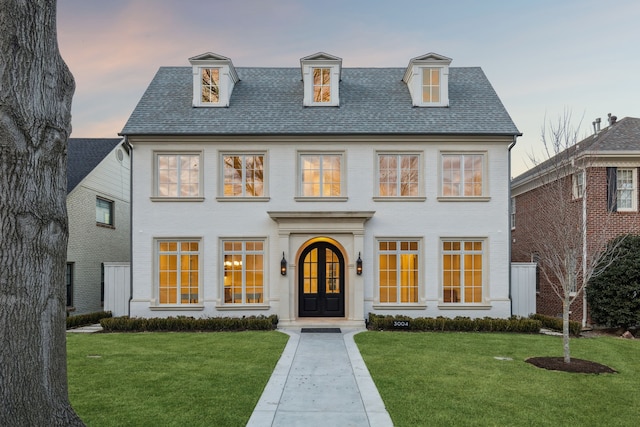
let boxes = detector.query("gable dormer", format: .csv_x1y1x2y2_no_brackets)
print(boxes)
300,52,342,107
403,53,452,107
189,52,239,107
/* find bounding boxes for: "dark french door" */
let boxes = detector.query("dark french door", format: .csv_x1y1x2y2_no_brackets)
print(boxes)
298,242,345,317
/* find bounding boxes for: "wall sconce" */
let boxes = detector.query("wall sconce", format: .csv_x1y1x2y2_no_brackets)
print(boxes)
280,252,287,276
356,252,363,275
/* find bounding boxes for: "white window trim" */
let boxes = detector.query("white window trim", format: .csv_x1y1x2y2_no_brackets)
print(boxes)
372,237,426,308
301,63,340,107
616,167,637,212
296,151,347,200
572,170,585,200
217,152,269,200
151,151,204,201
96,196,114,227
438,238,491,308
217,238,270,309
373,151,426,201
510,197,516,230
437,151,489,201
151,238,203,309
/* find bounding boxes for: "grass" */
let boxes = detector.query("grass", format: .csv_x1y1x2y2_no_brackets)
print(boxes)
355,332,640,427
67,331,288,427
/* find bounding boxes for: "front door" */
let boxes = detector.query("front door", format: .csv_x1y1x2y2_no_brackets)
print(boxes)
298,242,345,317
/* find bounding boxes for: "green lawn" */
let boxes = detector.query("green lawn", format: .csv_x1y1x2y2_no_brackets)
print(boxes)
67,331,288,427
355,332,640,427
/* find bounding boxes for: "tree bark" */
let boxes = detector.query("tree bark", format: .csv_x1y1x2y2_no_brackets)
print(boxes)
0,1,82,425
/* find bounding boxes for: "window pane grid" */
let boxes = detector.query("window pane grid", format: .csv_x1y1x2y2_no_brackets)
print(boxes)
201,68,219,103
158,240,199,305
223,154,264,197
422,68,440,103
378,154,419,196
378,240,419,303
442,240,483,304
157,154,200,197
313,68,331,102
223,241,264,304
617,169,634,209
301,154,341,197
442,154,483,197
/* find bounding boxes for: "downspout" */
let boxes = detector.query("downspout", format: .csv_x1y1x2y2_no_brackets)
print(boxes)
582,171,588,328
508,135,518,316
123,135,133,317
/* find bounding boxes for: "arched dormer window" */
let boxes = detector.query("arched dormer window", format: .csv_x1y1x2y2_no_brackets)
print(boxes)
188,52,239,107
300,52,342,107
403,53,451,107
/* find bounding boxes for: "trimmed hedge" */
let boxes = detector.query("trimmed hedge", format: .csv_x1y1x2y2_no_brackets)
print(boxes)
367,313,541,333
530,313,582,337
100,315,278,332
66,311,113,329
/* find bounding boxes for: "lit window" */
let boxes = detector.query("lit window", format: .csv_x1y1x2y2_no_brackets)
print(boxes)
378,240,419,304
313,68,331,103
422,68,440,103
223,154,264,197
156,154,201,198
572,171,585,199
201,68,219,104
378,154,420,197
158,240,199,305
616,168,637,211
441,153,484,197
223,240,264,304
442,240,483,303
300,154,342,197
96,197,114,226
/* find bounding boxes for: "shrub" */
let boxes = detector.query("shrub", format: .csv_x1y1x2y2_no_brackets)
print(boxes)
367,313,541,333
66,311,112,329
100,315,278,332
529,313,582,337
588,234,640,329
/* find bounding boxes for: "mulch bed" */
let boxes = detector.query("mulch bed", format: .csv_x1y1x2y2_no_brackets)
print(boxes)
526,357,617,374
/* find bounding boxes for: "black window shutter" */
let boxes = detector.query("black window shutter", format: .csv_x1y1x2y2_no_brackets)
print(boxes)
606,167,617,212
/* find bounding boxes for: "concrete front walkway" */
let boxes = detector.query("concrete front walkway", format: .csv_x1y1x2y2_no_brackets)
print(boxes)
247,328,393,427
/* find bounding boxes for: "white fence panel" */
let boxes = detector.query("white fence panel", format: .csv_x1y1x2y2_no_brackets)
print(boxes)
104,262,130,317
511,262,537,317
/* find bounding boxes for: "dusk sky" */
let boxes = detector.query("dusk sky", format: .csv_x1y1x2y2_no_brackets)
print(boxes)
57,0,640,176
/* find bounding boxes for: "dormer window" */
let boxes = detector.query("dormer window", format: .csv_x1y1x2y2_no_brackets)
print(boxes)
301,52,341,107
189,52,238,107
403,53,451,107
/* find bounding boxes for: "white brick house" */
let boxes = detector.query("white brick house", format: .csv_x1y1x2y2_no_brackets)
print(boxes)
66,138,130,314
121,52,520,327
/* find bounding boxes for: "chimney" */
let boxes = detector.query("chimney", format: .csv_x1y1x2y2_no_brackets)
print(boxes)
593,117,601,134
608,113,617,126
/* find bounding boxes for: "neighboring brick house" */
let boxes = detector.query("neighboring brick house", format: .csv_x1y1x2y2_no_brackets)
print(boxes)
66,138,130,314
120,51,520,327
511,116,640,324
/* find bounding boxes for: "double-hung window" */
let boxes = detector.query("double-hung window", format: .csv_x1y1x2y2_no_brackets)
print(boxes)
96,197,114,226
223,240,264,304
441,153,485,198
378,240,419,304
299,153,343,198
155,153,201,198
377,154,421,197
422,68,440,104
616,168,637,211
442,240,484,304
222,154,265,197
201,68,220,104
157,240,200,305
313,68,331,103
572,170,585,199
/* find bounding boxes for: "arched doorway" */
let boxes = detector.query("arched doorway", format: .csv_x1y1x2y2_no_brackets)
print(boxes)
298,241,345,317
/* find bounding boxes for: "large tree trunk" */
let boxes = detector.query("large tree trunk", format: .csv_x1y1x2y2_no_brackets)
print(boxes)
0,1,82,425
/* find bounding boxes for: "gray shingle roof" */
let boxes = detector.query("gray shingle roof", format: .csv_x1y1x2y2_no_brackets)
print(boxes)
121,67,520,136
512,117,640,186
67,138,122,194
